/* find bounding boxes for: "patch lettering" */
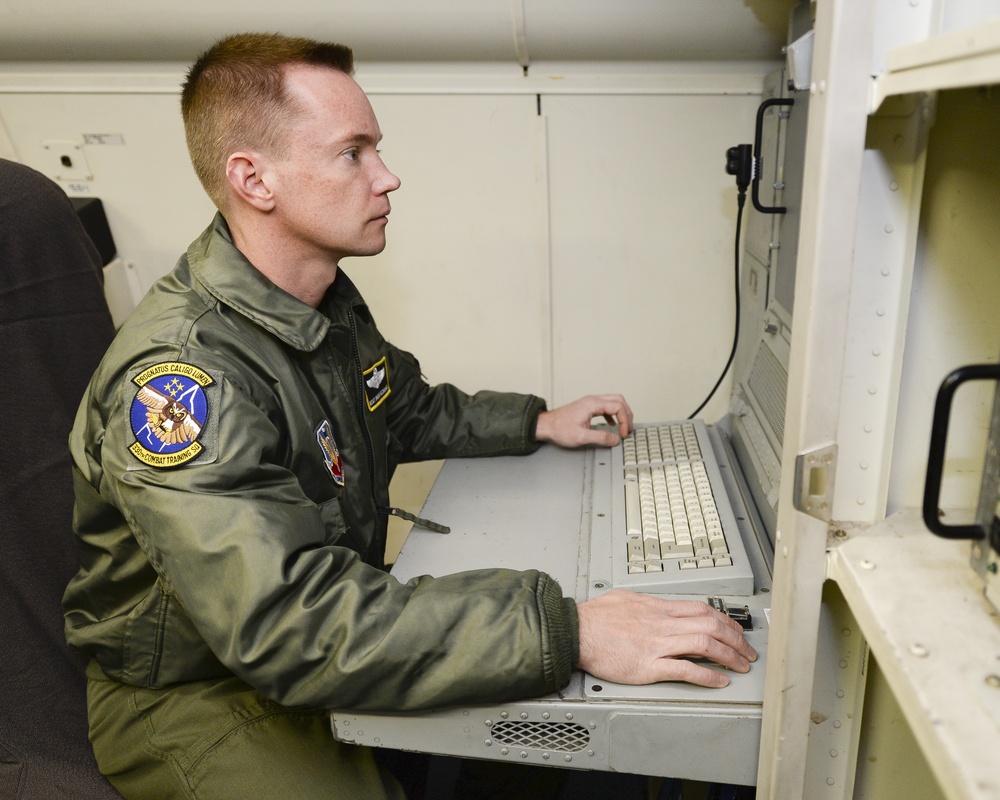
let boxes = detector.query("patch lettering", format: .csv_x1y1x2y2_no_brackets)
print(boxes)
363,356,390,412
316,420,345,486
128,362,213,468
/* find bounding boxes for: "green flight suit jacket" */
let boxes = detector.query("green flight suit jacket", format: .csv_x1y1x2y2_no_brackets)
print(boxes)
64,215,578,712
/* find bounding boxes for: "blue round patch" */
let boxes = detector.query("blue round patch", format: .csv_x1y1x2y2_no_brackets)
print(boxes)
128,362,213,468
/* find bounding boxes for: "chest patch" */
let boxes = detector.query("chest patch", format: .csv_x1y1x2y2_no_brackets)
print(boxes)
128,362,213,468
363,356,390,412
316,419,345,486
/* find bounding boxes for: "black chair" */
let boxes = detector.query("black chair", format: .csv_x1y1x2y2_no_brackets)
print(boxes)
0,158,122,799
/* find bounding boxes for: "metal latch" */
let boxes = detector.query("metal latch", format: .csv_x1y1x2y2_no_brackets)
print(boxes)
794,444,837,522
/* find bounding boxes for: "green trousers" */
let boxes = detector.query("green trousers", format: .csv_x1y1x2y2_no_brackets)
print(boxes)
85,662,405,800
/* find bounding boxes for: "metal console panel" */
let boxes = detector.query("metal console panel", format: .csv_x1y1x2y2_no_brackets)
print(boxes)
330,442,770,784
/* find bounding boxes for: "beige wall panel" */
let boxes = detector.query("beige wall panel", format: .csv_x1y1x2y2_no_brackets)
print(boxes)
0,91,214,291
0,86,548,399
545,92,760,422
343,93,548,398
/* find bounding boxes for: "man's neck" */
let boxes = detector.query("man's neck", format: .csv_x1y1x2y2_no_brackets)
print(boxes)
227,215,338,309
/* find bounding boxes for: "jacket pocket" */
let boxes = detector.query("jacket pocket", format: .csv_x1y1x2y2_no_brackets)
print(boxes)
317,496,349,546
122,580,168,686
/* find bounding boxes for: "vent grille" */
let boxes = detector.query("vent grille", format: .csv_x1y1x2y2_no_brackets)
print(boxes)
748,343,788,446
490,721,590,752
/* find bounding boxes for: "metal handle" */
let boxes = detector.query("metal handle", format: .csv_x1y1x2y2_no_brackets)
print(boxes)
751,98,795,215
923,364,1000,539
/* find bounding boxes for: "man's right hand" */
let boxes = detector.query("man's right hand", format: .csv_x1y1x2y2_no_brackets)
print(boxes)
576,589,757,688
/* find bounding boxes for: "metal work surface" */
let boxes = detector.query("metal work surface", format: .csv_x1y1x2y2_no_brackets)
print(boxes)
333,443,770,784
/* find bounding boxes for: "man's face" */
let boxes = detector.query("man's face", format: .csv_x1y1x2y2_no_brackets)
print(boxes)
265,65,401,265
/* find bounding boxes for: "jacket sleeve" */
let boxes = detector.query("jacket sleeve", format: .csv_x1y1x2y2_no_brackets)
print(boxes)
382,340,548,463
96,368,577,712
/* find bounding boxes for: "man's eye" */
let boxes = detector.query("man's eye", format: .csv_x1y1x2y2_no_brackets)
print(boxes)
344,149,359,162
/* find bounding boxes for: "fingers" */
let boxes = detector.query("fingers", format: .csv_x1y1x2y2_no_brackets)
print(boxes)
590,394,633,439
575,426,621,448
644,656,734,689
641,608,757,668
535,394,633,449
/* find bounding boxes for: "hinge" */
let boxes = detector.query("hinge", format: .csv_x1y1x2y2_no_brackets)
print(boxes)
794,444,837,522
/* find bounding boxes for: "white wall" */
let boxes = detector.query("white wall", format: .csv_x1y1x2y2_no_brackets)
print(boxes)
0,61,771,422
545,90,760,419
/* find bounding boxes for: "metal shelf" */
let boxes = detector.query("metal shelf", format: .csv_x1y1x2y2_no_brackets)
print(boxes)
872,17,1000,110
827,510,1000,799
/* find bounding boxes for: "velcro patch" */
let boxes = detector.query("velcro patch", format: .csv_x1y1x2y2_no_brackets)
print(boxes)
363,356,390,412
316,419,345,486
128,362,213,468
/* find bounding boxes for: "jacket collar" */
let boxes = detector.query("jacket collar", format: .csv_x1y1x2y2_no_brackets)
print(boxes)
187,214,366,352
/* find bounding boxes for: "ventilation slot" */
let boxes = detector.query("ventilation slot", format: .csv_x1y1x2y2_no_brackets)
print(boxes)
490,721,591,752
748,343,788,446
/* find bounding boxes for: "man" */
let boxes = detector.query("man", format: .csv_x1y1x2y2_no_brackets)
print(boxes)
64,33,757,799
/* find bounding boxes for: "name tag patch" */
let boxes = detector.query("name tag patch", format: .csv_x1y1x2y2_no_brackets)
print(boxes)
128,362,213,468
363,356,390,412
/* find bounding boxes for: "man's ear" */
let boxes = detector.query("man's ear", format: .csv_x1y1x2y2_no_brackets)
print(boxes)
225,152,276,212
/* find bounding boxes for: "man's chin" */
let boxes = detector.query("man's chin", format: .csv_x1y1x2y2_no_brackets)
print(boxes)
340,239,388,263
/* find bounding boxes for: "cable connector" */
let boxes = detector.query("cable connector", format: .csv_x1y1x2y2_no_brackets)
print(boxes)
725,144,754,194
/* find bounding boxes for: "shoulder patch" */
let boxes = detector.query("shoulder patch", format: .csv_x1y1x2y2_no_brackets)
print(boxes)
363,356,390,412
128,362,213,468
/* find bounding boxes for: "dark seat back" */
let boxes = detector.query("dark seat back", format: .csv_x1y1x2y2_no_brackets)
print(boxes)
0,159,123,799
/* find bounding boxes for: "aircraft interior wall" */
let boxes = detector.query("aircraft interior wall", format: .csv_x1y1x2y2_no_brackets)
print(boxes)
0,60,774,421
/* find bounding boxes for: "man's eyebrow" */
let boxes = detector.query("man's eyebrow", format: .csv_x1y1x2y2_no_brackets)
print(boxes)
336,132,383,148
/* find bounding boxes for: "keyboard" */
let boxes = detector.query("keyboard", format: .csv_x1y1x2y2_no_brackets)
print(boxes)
611,420,755,596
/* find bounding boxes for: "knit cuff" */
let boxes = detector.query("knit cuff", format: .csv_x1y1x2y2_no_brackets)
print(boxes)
536,574,579,690
525,396,548,448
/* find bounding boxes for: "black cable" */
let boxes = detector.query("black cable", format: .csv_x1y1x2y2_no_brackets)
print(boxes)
687,189,745,420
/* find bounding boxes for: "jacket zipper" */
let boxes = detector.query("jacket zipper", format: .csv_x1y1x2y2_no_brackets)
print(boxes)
347,307,451,539
347,307,378,507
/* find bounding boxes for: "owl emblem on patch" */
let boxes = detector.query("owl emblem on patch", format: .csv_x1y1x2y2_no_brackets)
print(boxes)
135,383,203,445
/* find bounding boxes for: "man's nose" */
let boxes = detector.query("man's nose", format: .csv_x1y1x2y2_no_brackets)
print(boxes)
375,156,401,193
